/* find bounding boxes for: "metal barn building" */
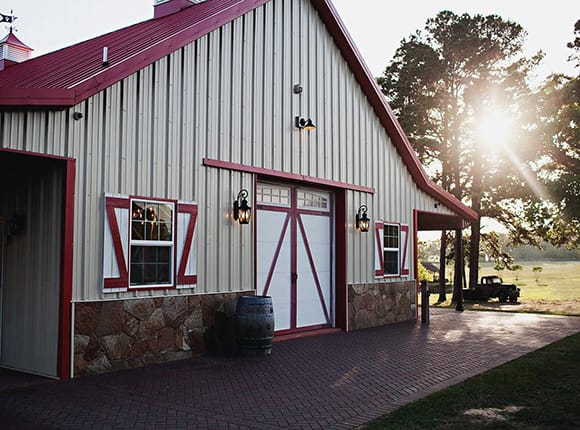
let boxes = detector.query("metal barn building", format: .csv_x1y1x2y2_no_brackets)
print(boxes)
0,0,477,379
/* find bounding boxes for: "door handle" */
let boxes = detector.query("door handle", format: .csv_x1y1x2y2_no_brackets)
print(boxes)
291,272,298,282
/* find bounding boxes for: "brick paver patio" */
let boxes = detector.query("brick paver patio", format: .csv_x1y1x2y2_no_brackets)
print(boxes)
1,308,579,429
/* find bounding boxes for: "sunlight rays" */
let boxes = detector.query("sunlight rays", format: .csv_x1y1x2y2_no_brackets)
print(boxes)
503,145,549,201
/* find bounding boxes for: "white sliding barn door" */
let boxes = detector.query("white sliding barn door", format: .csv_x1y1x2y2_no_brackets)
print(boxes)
256,183,334,333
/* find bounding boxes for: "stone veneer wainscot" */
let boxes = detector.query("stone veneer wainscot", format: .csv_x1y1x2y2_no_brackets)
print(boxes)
74,292,248,376
348,281,417,330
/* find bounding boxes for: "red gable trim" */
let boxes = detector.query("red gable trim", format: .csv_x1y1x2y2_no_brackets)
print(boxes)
311,1,478,224
203,158,376,194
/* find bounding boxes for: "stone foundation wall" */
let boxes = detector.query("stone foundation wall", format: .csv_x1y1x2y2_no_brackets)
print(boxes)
74,292,248,377
348,281,417,330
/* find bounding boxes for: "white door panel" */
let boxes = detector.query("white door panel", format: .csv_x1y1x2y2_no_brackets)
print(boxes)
257,210,291,331
257,184,334,333
297,215,331,327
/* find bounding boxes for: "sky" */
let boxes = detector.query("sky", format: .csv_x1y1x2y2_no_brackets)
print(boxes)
3,0,579,81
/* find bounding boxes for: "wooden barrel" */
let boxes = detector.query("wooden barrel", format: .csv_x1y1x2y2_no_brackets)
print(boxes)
234,296,275,356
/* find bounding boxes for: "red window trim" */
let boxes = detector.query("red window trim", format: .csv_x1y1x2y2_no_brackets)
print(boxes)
382,221,401,278
104,195,198,291
176,203,198,285
104,197,130,289
375,220,410,279
374,221,384,278
400,224,410,276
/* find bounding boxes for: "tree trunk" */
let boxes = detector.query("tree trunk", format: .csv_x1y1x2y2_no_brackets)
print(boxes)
469,217,481,288
469,161,483,288
452,229,464,311
437,230,447,302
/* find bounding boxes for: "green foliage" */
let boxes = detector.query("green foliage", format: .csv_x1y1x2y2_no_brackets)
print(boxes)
525,21,580,249
510,264,524,280
486,20,580,250
418,262,434,282
378,11,539,199
377,10,542,284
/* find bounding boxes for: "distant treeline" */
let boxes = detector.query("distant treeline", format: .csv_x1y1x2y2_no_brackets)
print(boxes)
419,237,580,262
510,243,580,261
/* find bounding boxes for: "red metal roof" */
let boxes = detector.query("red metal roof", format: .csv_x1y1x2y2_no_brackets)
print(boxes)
0,0,477,223
0,0,270,106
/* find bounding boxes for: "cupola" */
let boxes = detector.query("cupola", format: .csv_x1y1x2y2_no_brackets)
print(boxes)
0,29,33,71
153,0,209,19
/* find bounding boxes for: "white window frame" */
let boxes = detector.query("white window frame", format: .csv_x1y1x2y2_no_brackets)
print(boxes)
256,183,292,207
129,198,175,289
383,222,400,277
296,188,331,212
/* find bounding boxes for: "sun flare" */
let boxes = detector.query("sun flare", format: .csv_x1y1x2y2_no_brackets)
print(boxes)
476,110,513,151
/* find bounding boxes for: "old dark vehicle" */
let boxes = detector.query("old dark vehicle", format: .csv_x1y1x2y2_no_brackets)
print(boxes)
463,275,520,303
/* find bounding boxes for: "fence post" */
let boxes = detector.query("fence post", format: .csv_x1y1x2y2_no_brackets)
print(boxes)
421,280,430,324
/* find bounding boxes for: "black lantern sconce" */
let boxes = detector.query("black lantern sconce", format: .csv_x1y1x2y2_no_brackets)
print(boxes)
356,205,370,232
295,116,317,130
233,189,252,224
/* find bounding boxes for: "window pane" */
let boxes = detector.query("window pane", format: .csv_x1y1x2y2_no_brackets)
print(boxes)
131,200,174,243
143,247,157,263
384,250,399,275
158,222,172,241
144,204,159,240
130,246,143,263
131,201,146,240
158,204,172,223
130,246,171,285
158,247,171,260
384,225,399,248
257,185,290,206
130,263,143,284
296,190,329,210
158,261,170,283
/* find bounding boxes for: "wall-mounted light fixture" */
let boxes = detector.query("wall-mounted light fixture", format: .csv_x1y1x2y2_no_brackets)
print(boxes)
355,205,370,232
72,111,83,120
233,189,252,224
295,116,317,130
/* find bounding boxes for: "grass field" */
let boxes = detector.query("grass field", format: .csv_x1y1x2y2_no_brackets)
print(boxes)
479,260,580,301
427,260,580,315
361,332,580,430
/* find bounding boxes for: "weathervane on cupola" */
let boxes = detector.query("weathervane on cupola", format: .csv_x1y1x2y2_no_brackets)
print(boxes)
0,9,33,71
1,9,17,32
